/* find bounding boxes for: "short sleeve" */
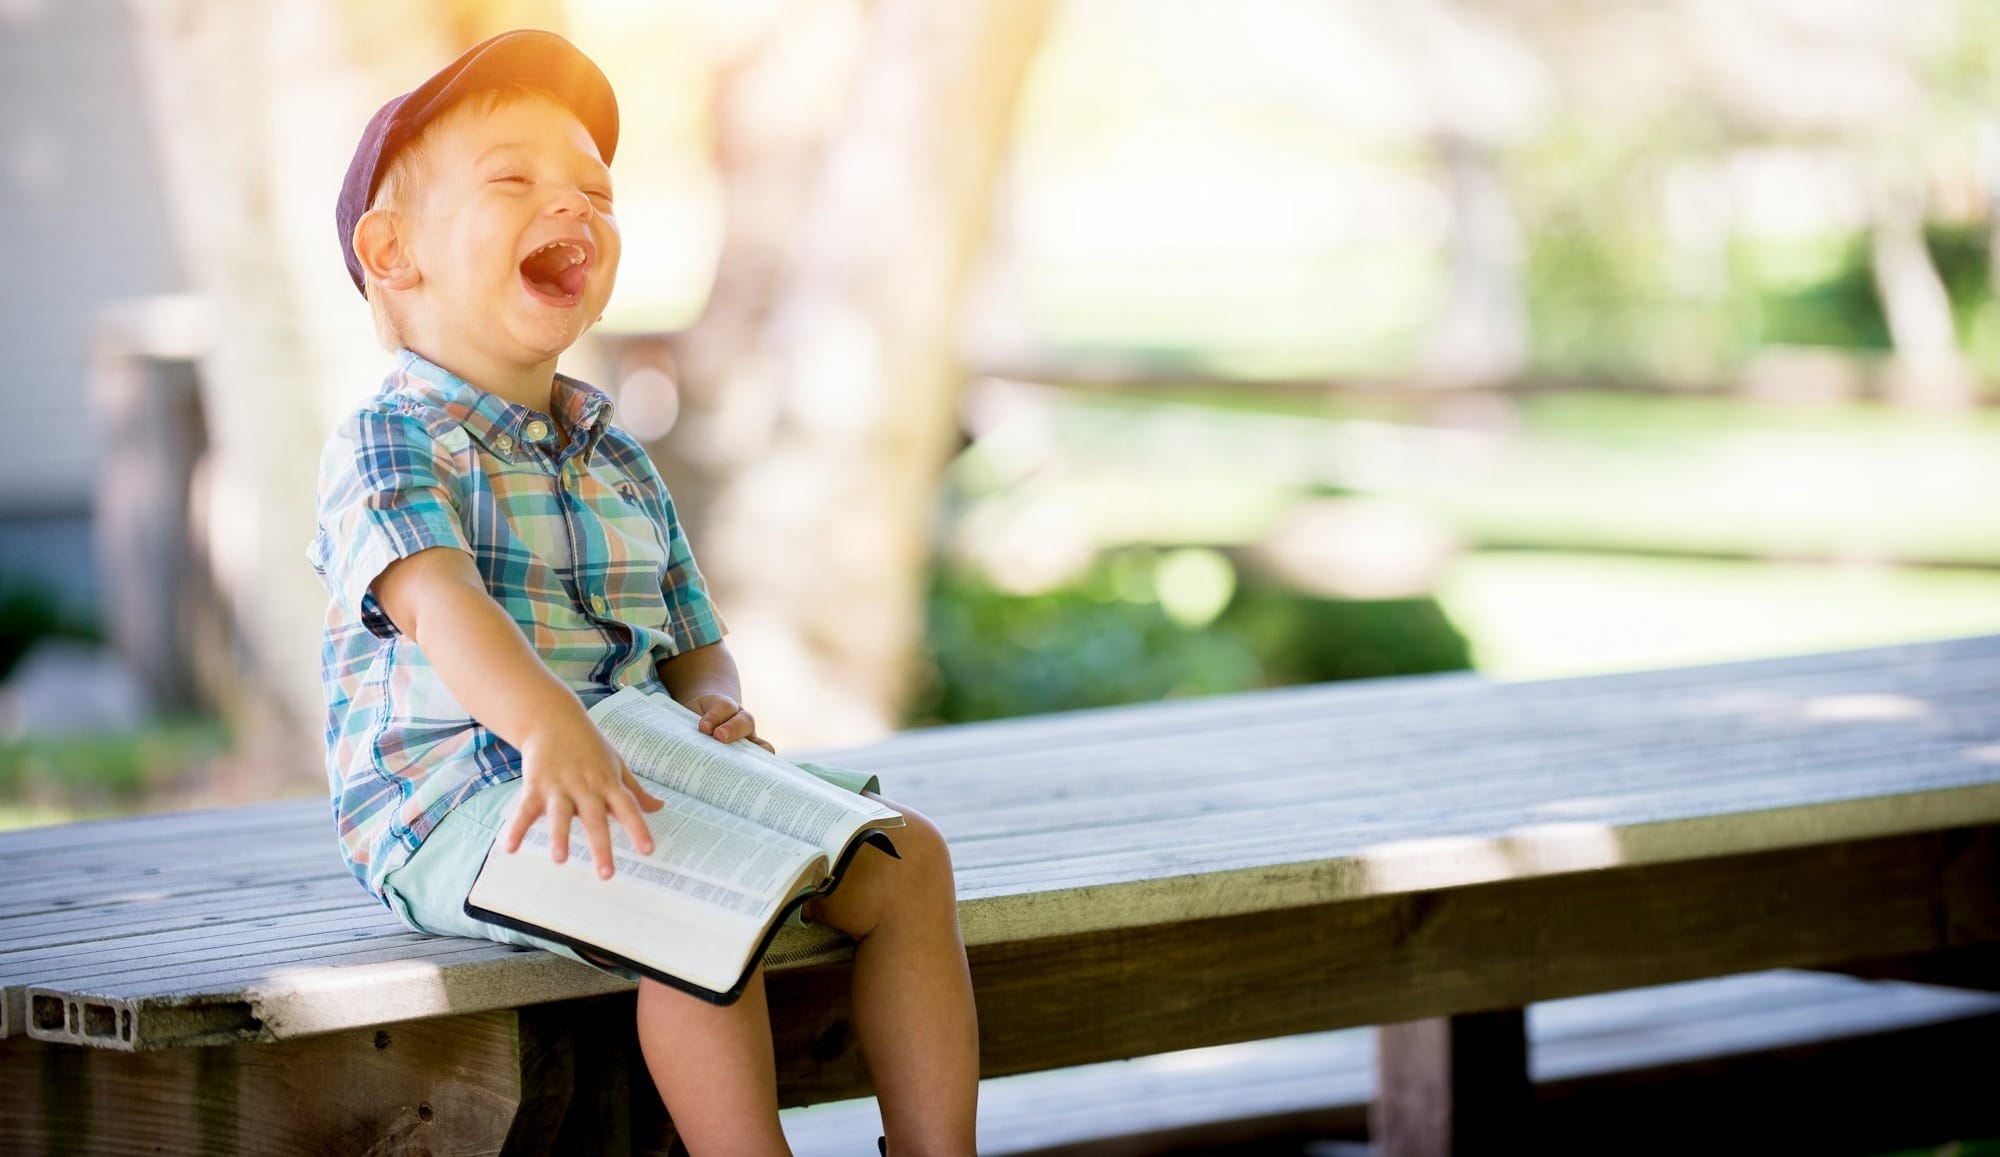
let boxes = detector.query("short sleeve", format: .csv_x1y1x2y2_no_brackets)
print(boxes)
307,409,473,639
658,486,728,650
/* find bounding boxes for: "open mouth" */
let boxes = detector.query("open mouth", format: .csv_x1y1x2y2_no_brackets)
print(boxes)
518,239,592,304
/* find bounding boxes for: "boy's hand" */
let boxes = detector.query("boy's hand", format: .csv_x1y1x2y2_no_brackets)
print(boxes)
503,714,666,879
687,693,777,754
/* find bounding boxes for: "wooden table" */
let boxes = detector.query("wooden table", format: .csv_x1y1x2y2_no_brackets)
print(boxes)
5,633,1998,1154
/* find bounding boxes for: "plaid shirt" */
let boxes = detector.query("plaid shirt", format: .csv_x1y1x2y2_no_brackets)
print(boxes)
307,348,727,906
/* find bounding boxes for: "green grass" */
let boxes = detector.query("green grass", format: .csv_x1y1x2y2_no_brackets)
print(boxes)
0,715,230,831
997,386,2000,566
1435,550,2000,681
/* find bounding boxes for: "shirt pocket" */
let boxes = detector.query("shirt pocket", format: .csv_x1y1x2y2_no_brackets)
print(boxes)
596,518,676,633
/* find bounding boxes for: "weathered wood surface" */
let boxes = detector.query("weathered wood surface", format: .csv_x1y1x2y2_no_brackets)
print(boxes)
0,1004,562,1156
765,822,2000,1104
6,633,1999,1052
779,969,2000,1155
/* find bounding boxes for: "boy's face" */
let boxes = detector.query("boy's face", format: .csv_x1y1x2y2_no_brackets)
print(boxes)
397,94,620,367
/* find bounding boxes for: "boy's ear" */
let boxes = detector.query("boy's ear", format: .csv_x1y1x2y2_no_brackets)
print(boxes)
353,208,420,291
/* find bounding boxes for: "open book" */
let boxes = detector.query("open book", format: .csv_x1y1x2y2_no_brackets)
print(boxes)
464,685,904,1004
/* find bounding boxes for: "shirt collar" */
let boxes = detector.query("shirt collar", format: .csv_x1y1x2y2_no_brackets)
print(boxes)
390,348,614,461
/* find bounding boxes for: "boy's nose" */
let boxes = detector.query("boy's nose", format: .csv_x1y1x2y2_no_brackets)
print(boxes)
548,189,592,219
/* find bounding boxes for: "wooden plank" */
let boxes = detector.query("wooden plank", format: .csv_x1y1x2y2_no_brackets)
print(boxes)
0,880,373,1041
4,905,411,982
911,652,2000,808
3,684,1968,928
16,919,850,1050
7,634,1999,1052
24,938,640,1050
11,732,1984,940
1373,1009,1532,1157
3,632,1984,880
815,634,2000,777
0,877,363,948
29,924,509,999
0,840,346,905
0,1004,605,1157
0,796,323,858
764,825,2000,1105
850,647,2000,818
1,840,340,896
947,779,2000,946
833,636,2000,793
14,783,1995,1050
2,632,1988,876
946,743,1996,882
918,708,2000,840
905,676,2000,842
17,786,1998,1050
781,971,2000,1156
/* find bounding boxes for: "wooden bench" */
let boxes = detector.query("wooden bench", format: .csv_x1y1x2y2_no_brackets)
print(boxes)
5,633,1999,1155
783,968,2000,1154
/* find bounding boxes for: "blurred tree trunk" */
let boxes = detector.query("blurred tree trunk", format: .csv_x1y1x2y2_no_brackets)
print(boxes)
1418,130,1530,389
126,0,556,795
652,0,1053,748
1868,165,1975,409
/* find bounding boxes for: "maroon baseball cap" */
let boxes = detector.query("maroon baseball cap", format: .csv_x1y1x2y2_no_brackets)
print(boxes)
336,28,619,296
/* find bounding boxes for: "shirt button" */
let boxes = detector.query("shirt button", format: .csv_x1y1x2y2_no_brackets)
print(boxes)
589,593,608,615
523,419,550,442
493,433,514,453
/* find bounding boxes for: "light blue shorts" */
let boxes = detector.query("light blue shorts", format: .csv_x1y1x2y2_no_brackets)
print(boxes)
378,761,881,983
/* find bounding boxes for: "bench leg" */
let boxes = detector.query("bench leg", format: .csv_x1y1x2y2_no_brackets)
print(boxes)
1372,1007,1532,1157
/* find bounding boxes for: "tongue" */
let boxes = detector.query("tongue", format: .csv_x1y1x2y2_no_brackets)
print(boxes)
519,248,581,300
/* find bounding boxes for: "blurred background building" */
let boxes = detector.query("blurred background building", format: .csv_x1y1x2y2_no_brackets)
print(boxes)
4,0,2000,825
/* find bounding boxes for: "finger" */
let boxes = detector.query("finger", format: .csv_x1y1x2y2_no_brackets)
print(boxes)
579,800,615,880
609,787,654,857
548,796,575,863
697,698,735,734
750,736,776,754
502,792,542,853
623,765,665,811
716,708,753,743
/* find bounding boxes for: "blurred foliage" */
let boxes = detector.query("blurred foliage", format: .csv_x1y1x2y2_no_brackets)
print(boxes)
0,578,100,683
1525,218,2000,381
0,715,229,810
1741,224,1994,353
906,552,1470,727
1741,232,1893,351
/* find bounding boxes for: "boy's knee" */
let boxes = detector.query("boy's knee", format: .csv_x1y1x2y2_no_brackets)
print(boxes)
808,803,956,935
886,805,954,889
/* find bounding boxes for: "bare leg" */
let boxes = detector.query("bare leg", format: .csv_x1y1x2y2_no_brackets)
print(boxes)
636,967,792,1157
805,798,979,1156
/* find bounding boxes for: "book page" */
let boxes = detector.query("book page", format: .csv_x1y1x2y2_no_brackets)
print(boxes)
588,686,902,861
467,786,826,994
516,787,820,917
